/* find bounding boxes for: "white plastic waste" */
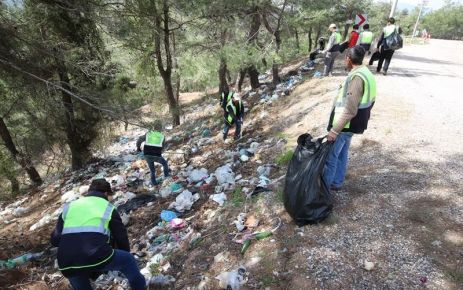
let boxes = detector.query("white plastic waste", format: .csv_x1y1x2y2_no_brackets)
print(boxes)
210,193,227,206
215,164,235,186
257,165,271,177
13,207,29,217
248,142,259,153
29,214,52,231
61,190,80,203
109,175,125,188
168,190,200,212
78,185,89,195
215,267,247,290
160,187,173,198
240,155,249,162
188,168,209,182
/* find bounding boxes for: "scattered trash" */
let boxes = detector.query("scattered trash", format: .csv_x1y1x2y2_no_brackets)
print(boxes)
216,267,247,290
240,231,273,254
160,210,177,222
313,71,322,78
240,155,249,162
364,260,375,271
244,215,259,228
251,186,270,196
420,276,428,284
201,128,212,138
215,164,235,186
189,168,209,183
232,213,247,232
13,207,29,217
170,182,183,193
169,190,199,212
117,194,156,214
61,190,80,203
170,218,185,229
147,274,176,287
0,252,43,269
210,193,227,206
257,165,271,177
160,186,173,198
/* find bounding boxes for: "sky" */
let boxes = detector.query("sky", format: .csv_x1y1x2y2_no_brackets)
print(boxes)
394,0,462,10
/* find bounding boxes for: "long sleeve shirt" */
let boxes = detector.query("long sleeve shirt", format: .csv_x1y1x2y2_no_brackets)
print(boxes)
323,32,338,53
331,76,364,133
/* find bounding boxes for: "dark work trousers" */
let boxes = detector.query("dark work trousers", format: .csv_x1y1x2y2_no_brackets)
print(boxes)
144,155,170,185
359,43,371,54
377,47,395,73
223,120,242,140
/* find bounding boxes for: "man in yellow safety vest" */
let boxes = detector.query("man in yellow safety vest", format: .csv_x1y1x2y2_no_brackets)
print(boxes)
51,179,146,289
322,23,342,77
357,24,374,54
324,46,377,191
376,17,402,75
136,120,170,186
223,94,244,141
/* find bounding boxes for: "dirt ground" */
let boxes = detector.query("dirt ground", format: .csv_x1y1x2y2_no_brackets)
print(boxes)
0,40,462,290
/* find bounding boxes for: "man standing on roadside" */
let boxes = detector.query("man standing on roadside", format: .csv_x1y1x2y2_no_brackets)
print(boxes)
324,46,376,191
376,17,402,75
322,23,342,77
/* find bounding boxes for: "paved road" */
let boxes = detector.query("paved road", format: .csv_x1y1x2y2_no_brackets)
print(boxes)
373,39,463,155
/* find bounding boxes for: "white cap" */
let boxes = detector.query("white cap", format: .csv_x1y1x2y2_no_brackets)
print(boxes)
329,23,337,29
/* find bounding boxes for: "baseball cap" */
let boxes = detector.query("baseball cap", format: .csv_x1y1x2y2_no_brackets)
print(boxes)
89,178,114,195
329,23,337,29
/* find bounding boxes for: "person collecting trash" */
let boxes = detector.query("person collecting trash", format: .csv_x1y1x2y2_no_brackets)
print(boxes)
50,179,146,290
223,94,244,141
136,120,170,186
324,46,377,191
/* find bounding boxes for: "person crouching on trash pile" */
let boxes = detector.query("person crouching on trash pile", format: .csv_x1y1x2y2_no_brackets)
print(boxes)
136,120,170,187
51,179,146,290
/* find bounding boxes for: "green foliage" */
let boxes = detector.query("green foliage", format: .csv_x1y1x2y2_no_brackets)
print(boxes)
422,3,463,40
275,150,294,166
231,186,245,207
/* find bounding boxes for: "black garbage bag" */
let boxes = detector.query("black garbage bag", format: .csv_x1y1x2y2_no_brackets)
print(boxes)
369,51,381,64
284,133,333,225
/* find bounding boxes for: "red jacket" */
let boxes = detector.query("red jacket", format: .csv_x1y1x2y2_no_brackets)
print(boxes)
348,31,359,48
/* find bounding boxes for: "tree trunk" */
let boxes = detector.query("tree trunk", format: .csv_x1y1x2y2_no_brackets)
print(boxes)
56,62,91,170
343,24,349,40
0,117,42,186
272,64,280,87
236,69,246,92
248,65,260,89
308,27,313,52
218,57,229,93
9,176,20,194
315,25,321,49
154,0,180,126
295,29,300,51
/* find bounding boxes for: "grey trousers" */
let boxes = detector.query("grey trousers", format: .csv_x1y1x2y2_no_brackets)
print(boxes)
323,51,340,76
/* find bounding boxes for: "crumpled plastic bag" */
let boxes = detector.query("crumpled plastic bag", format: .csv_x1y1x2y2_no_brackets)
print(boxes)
210,193,227,206
168,190,199,212
215,267,247,290
215,164,235,185
188,168,209,183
